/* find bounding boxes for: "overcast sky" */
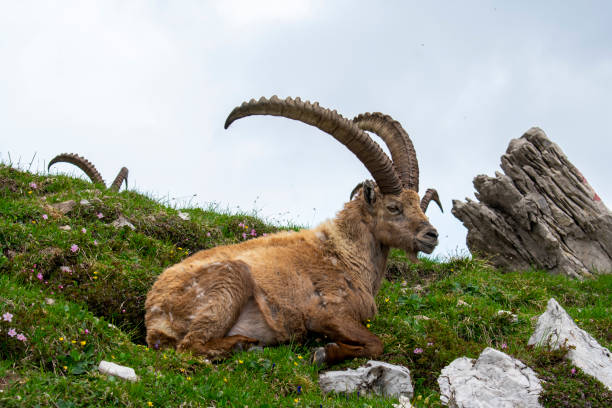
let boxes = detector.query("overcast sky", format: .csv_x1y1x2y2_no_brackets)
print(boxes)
2,1,611,258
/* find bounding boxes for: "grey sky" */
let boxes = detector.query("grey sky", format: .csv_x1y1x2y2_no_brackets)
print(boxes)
2,1,610,257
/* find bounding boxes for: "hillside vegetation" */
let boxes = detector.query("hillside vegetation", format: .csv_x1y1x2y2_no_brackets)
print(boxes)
1,163,611,407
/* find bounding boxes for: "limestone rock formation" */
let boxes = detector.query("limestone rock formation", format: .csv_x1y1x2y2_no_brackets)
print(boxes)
437,347,543,408
528,298,612,391
452,127,612,278
318,360,413,398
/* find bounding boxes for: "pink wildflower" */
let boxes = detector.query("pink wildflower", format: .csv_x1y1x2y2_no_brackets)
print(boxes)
70,244,79,253
571,368,576,374
238,222,244,228
16,333,27,341
501,343,508,350
242,232,247,239
122,309,126,313
414,348,424,354
206,232,211,237
84,329,89,334
37,272,43,281
7,328,16,337
2,312,13,322
250,229,257,236
96,212,104,219
427,342,434,347
81,228,86,233
58,284,64,289
42,214,48,220
29,182,37,189
93,240,98,246
263,233,267,237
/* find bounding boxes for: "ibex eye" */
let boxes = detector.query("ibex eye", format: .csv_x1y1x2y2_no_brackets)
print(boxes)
387,205,401,214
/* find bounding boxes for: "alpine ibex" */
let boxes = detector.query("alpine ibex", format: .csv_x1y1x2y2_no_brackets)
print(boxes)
48,153,128,191
145,96,440,365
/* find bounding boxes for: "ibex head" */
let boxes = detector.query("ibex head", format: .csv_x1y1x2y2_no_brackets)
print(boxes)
225,96,440,258
48,153,128,192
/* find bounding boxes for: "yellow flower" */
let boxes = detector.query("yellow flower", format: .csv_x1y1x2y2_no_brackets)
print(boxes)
294,398,299,403
28,191,32,194
93,271,98,275
297,355,303,359
63,366,67,370
71,340,76,344
93,276,98,280
366,324,371,328
59,337,64,341
385,298,389,302
294,361,298,366
180,368,185,372
223,377,228,383
147,402,153,407
417,395,422,400
238,360,243,364
31,220,36,224
80,341,86,346
186,376,191,381
178,247,182,250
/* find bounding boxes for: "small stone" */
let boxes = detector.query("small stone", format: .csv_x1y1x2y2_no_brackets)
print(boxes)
319,360,413,398
177,211,191,221
393,395,414,408
413,315,430,321
497,310,518,323
528,298,612,390
79,199,91,206
44,298,55,305
456,299,470,307
98,361,138,382
111,216,135,231
59,225,71,231
438,347,543,407
51,200,77,215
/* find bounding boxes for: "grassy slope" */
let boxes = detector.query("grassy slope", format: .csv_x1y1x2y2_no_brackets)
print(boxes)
0,164,610,407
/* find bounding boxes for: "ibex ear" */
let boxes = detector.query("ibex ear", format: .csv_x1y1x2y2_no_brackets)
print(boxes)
362,180,377,206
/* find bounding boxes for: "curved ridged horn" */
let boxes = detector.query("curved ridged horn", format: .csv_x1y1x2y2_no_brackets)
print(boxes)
48,153,105,186
110,167,129,191
225,96,402,195
420,188,443,213
352,112,419,192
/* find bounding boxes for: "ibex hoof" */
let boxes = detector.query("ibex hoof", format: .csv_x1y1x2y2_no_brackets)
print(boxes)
312,347,326,366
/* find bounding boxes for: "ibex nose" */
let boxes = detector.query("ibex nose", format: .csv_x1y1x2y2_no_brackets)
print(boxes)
416,225,439,254
424,229,438,241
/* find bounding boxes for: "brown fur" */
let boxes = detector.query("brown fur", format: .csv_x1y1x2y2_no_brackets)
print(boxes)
145,187,438,363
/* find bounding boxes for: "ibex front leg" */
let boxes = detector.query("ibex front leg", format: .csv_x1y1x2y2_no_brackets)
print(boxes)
309,317,383,365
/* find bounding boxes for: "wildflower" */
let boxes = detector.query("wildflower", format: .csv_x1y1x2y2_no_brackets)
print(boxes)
37,272,43,281
93,240,98,246
571,368,576,374
2,312,13,322
294,398,299,403
297,355,303,359
58,285,63,289
238,222,244,228
84,329,89,334
63,366,68,370
97,212,104,219
294,361,298,366
250,229,257,236
366,324,371,328
31,220,36,224
238,360,243,364
417,395,422,400
180,368,185,372
80,341,86,346
60,266,72,273
206,232,211,237
186,376,191,381
42,214,48,220
145,347,149,351
427,342,434,347
242,232,247,239
59,337,64,341
223,377,228,383
501,343,507,350
16,333,27,342
81,228,86,233
414,347,424,354
297,385,302,394
71,340,76,344
263,233,267,237
385,298,389,302
147,402,153,407
93,271,98,275
8,328,17,337
93,276,98,280
122,309,126,313
30,182,37,189
28,190,33,194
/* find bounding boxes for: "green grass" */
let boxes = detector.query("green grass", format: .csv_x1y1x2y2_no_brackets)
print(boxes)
1,163,611,407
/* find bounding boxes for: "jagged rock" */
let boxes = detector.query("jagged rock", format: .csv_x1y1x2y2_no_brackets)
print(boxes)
319,360,413,398
98,361,138,381
111,216,135,230
438,347,543,408
528,298,612,390
51,200,76,215
452,127,612,278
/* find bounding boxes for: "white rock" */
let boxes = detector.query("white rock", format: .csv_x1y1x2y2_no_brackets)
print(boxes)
59,225,71,231
44,298,55,305
79,199,91,206
111,216,135,230
497,310,518,323
98,361,138,382
177,211,191,221
319,360,413,398
438,347,543,408
393,395,414,408
528,298,612,390
456,299,470,307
